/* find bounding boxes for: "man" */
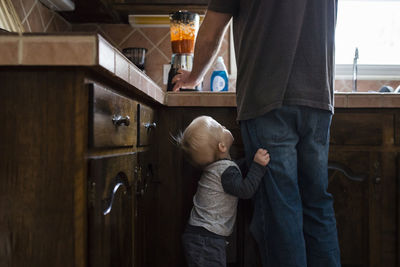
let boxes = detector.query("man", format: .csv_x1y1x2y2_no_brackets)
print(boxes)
172,0,341,266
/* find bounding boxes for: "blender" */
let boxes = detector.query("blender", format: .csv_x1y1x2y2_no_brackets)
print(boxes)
167,11,201,91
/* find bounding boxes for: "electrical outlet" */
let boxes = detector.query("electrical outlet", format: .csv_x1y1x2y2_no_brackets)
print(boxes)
163,64,171,85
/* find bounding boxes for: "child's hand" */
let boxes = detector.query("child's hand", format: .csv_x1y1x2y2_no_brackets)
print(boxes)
253,149,270,166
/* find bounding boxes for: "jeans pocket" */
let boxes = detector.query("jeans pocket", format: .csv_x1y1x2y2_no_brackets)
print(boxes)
315,112,332,145
253,110,289,145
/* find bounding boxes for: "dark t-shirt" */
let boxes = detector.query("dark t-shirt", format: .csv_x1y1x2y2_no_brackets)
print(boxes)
208,0,337,120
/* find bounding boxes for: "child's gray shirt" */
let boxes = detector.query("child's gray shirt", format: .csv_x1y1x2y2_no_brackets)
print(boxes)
188,159,266,236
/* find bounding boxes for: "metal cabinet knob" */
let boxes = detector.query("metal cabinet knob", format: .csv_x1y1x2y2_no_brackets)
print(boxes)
144,122,156,130
112,115,130,126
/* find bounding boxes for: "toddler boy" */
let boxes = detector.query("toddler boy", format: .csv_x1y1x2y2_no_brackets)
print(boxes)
176,116,270,267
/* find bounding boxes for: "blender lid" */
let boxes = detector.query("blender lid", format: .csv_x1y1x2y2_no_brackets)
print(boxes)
169,10,199,22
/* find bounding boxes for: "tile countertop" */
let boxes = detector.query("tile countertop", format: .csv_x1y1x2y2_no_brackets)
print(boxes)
166,92,400,108
1,33,399,108
0,33,165,104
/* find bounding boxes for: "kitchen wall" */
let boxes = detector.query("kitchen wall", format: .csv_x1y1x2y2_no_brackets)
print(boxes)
71,23,233,90
10,0,71,32
335,79,399,93
7,1,398,92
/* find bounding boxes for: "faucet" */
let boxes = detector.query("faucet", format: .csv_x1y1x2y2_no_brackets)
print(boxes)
352,47,359,92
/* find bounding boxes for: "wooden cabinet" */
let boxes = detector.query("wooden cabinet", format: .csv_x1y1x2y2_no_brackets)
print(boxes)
122,0,207,4
328,110,400,267
61,0,207,23
0,68,158,267
152,107,400,267
112,0,207,17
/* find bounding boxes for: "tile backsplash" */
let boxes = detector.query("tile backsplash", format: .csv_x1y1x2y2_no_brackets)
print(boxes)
334,79,399,93
5,3,399,92
10,0,71,33
72,23,231,90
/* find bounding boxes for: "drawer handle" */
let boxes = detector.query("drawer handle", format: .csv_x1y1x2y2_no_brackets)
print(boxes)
144,122,157,130
112,115,130,126
328,161,367,182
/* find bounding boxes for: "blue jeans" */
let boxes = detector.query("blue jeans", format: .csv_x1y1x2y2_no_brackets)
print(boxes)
240,105,341,267
182,232,226,267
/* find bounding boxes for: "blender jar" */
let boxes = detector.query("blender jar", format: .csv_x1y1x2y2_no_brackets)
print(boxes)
169,11,199,54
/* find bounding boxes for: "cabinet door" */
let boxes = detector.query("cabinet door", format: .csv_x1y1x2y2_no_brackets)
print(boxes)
327,150,400,267
135,150,158,267
88,153,136,267
328,151,370,267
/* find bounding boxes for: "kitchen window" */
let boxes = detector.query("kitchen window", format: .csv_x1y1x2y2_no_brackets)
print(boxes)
335,0,400,79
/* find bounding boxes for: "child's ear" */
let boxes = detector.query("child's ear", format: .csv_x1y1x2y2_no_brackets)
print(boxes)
218,142,227,153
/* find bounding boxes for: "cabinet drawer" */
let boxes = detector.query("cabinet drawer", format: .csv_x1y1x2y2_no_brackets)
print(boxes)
89,83,137,148
330,112,394,146
137,103,156,146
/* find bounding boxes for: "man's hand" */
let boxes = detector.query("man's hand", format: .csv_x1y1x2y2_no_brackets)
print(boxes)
253,149,270,166
171,69,201,92
170,10,232,92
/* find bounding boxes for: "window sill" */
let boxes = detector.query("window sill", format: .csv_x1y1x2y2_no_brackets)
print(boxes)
335,64,400,80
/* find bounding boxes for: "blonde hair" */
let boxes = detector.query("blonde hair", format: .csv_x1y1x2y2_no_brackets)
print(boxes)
176,116,223,167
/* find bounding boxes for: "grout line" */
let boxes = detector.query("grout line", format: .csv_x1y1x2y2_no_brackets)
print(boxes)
137,28,158,49
44,13,55,32
154,31,170,47
36,1,45,29
118,28,136,48
147,46,155,55
154,46,170,62
21,0,37,24
24,17,31,32
154,32,171,61
18,0,27,20
135,28,156,54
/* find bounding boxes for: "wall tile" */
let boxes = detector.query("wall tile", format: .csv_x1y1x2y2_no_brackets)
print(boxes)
10,0,70,33
335,79,400,93
157,34,172,60
22,20,30,32
45,18,57,32
37,2,53,29
98,24,133,47
140,28,169,46
27,4,44,32
145,48,168,87
53,14,70,32
10,0,25,22
21,0,36,18
0,39,19,64
120,30,152,51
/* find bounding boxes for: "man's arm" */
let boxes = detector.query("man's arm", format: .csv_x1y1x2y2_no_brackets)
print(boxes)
172,10,232,91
